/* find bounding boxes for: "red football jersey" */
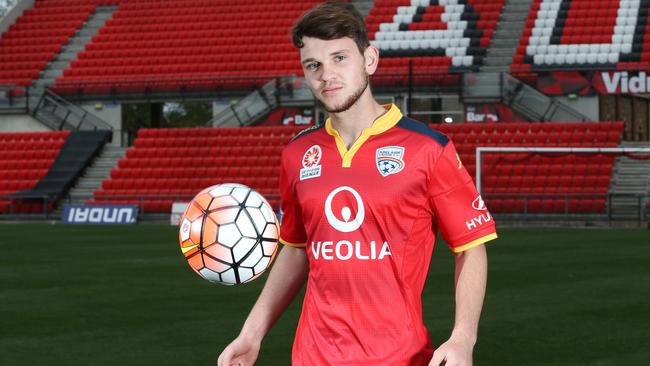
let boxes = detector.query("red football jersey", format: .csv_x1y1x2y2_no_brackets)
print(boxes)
279,104,497,366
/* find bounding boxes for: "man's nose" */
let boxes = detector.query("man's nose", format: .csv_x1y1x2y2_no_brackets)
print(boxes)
320,63,336,82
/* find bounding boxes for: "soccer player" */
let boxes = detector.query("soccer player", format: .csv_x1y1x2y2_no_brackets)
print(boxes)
217,3,497,366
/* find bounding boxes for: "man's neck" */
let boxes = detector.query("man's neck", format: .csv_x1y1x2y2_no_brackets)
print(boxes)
329,94,387,149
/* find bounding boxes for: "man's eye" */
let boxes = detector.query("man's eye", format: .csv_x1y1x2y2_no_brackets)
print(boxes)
306,63,319,70
334,55,345,62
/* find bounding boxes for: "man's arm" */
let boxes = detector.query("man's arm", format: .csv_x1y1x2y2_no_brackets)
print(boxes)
217,245,309,366
429,244,488,366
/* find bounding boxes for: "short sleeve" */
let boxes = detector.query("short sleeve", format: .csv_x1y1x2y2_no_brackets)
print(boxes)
278,149,307,247
428,141,497,252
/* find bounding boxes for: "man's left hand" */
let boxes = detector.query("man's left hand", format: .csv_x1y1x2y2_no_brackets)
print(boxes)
428,337,474,366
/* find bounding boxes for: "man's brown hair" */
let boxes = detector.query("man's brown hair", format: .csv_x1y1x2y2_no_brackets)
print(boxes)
292,2,370,54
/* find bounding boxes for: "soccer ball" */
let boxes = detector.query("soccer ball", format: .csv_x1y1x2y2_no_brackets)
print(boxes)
178,183,279,285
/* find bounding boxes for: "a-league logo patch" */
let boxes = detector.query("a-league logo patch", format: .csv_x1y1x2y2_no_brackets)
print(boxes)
300,145,322,180
376,146,405,177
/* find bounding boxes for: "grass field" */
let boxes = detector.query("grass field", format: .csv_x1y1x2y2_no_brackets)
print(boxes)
0,224,648,365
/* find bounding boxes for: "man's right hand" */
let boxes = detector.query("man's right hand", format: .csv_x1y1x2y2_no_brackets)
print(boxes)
217,335,261,366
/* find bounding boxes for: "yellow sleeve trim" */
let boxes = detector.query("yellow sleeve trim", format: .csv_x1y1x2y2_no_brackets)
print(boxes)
452,232,498,253
279,237,306,248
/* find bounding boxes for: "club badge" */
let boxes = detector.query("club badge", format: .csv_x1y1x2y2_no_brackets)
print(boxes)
376,146,405,177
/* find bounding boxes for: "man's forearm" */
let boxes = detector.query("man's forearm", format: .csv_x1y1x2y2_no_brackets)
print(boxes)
239,245,309,342
451,244,488,345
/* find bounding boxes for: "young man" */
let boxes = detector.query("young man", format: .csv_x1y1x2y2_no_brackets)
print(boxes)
217,3,496,366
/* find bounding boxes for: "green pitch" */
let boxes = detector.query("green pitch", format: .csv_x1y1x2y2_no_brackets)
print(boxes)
0,224,648,365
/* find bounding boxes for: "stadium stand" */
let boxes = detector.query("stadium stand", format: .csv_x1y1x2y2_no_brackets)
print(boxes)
368,0,503,86
511,0,650,77
0,0,504,94
53,0,320,94
0,1,96,90
437,121,625,214
94,121,624,215
92,126,300,213
0,131,69,213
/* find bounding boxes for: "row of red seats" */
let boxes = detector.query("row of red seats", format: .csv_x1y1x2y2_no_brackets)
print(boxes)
118,0,315,10
486,185,608,194
78,43,295,60
448,131,620,145
487,198,607,214
0,52,56,62
8,20,83,32
484,175,610,187
0,200,54,214
438,121,623,134
0,130,69,140
103,176,278,192
133,135,290,148
110,166,279,180
107,12,302,26
126,146,283,159
489,164,613,176
99,19,295,35
53,77,276,95
0,151,59,160
0,159,54,170
71,53,297,68
136,126,300,138
3,30,77,42
2,141,65,150
16,11,90,23
118,156,281,169
0,169,47,180
63,62,301,77
90,33,291,45
0,179,39,191
472,153,615,165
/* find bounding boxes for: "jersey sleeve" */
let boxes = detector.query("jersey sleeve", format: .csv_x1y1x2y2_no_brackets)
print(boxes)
278,148,307,247
428,140,497,252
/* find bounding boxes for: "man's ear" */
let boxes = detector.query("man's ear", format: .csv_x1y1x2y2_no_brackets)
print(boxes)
364,45,380,75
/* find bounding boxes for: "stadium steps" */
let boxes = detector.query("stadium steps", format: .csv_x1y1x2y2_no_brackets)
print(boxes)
481,0,533,72
35,6,116,86
54,145,126,214
12,5,117,112
609,142,650,219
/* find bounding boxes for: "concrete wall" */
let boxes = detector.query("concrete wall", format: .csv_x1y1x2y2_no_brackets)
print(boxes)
0,114,50,131
557,95,600,121
213,100,231,119
0,0,35,35
80,102,123,146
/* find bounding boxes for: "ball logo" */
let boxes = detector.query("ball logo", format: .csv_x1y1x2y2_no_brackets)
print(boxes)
324,186,365,232
472,196,487,211
302,145,322,168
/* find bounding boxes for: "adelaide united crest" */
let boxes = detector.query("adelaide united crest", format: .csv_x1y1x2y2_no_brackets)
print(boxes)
376,146,405,177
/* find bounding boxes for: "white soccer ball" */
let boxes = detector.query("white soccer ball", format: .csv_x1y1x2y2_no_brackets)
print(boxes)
178,183,279,285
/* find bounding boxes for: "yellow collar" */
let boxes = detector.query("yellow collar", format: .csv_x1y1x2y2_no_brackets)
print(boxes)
324,103,403,168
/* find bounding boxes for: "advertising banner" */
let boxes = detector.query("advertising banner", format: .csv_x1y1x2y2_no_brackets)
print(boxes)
61,204,138,224
536,70,650,96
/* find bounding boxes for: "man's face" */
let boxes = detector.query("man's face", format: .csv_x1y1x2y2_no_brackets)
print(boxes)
299,37,371,114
